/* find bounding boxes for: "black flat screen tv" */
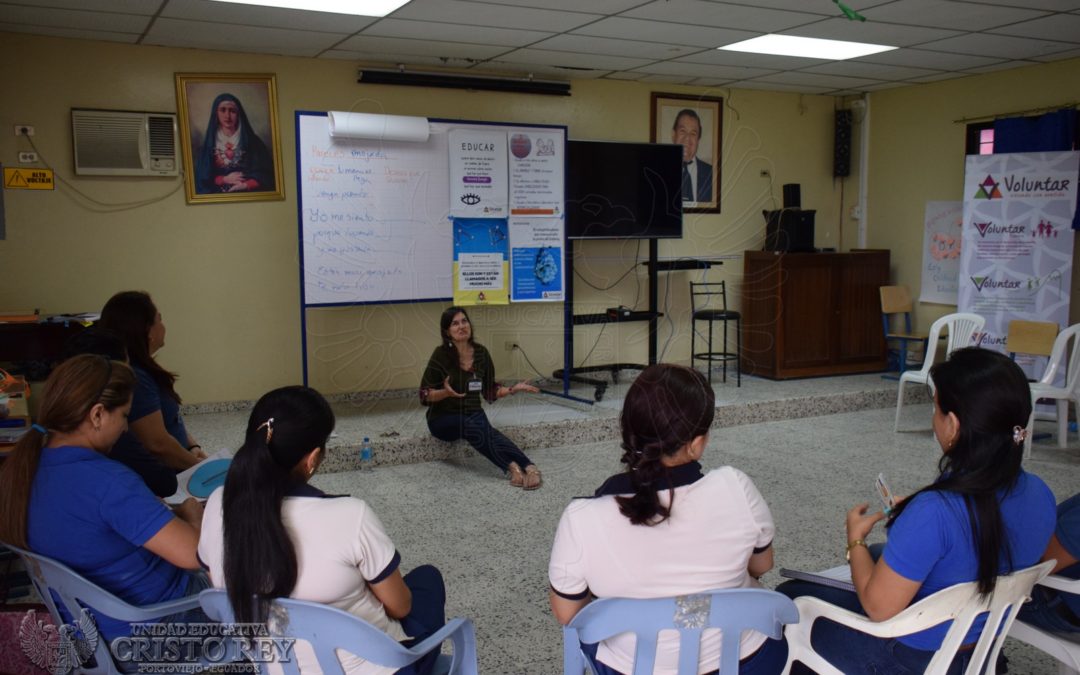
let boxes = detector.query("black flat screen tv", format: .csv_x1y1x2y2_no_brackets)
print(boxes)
565,140,683,240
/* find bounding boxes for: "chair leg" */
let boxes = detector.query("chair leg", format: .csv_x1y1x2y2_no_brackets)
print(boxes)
736,318,741,387
722,318,728,383
895,382,905,432
1024,409,1035,460
1058,399,1069,448
708,319,716,384
691,319,697,376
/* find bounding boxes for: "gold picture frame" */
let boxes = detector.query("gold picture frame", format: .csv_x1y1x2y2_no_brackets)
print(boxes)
650,93,723,213
175,73,284,204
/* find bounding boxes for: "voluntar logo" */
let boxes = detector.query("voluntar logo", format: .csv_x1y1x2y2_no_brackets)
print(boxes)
20,608,98,675
973,221,1025,237
974,175,1003,200
1033,220,1059,238
970,276,1022,292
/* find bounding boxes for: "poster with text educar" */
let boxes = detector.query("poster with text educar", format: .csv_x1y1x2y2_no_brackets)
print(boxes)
449,130,507,218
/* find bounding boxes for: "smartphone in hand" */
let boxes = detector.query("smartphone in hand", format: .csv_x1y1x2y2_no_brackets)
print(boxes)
875,473,896,515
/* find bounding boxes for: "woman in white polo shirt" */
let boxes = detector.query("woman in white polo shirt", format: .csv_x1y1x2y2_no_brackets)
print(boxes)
548,364,786,674
199,386,447,675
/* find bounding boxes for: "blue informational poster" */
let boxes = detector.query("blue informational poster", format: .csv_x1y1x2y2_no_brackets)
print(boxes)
453,218,509,305
509,217,564,301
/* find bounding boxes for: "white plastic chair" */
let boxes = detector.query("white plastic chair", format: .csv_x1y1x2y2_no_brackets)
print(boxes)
1024,324,1080,459
1008,574,1080,674
782,560,1054,675
894,312,986,431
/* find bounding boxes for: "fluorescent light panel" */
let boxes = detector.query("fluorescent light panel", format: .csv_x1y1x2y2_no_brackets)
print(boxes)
720,34,896,60
208,0,410,17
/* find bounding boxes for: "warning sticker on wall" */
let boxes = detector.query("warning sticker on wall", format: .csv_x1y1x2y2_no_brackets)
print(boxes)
4,168,54,190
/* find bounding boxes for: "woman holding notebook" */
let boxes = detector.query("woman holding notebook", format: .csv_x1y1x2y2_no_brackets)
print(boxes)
779,347,1056,673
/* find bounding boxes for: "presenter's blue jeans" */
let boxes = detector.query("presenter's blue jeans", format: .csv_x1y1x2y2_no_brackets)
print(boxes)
777,545,987,675
396,565,448,675
427,411,533,473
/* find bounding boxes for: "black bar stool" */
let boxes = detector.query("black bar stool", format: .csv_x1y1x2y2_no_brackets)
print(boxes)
690,281,741,386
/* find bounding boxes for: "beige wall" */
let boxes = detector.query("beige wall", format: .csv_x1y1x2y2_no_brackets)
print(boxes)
2,32,851,402
865,57,1080,331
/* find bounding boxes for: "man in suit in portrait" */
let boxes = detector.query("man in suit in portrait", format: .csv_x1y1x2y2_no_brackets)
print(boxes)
672,108,712,203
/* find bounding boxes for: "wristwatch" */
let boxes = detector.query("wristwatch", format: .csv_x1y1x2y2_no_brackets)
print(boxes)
845,539,867,562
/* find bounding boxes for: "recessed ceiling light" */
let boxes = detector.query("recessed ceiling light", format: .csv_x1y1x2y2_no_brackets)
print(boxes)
208,0,411,17
720,34,896,60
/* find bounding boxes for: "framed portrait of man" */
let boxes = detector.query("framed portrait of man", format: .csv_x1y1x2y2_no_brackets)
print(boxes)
175,73,285,204
650,93,723,213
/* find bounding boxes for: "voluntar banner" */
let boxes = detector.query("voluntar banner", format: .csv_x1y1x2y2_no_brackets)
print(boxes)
959,151,1078,379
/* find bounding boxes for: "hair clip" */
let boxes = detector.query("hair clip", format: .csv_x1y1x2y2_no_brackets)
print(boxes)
257,417,275,444
32,423,48,435
1012,425,1028,445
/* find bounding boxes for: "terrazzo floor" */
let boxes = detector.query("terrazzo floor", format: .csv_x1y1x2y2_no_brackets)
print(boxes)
180,374,1080,674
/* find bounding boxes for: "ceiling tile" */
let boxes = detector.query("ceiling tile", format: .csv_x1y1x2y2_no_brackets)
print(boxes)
632,62,777,80
390,0,602,32
0,21,140,42
906,71,968,83
622,0,825,31
360,18,552,47
860,0,1049,31
854,48,1005,70
700,0,850,12
602,71,648,80
162,0,376,32
918,32,1079,59
334,35,510,60
0,4,150,32
782,17,963,47
799,61,944,81
986,13,1080,43
457,0,643,10
479,59,610,78
963,60,1041,74
570,17,755,49
490,48,651,70
1029,46,1080,61
529,34,701,60
733,80,833,94
0,0,157,13
957,0,1080,9
750,71,884,88
861,81,909,91
637,74,696,84
677,49,828,70
322,52,483,70
145,18,345,57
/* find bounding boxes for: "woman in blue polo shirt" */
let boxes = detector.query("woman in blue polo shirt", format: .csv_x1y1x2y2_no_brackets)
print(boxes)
779,347,1056,673
0,355,205,642
100,290,206,497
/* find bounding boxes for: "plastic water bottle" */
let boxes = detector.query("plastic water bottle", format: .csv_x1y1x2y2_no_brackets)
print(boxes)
359,437,373,471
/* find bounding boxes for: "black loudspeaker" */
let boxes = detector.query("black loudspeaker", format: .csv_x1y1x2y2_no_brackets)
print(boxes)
782,183,801,209
834,110,852,178
764,209,815,253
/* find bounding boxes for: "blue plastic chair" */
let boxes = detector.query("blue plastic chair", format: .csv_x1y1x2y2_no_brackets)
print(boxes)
199,588,479,675
562,588,798,675
6,543,204,675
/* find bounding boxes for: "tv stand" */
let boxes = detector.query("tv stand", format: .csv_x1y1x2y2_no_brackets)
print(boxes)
555,239,718,401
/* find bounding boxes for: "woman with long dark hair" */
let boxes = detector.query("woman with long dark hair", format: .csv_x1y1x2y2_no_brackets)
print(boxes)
100,290,204,497
548,363,785,674
420,306,542,489
0,355,205,642
194,92,275,194
198,386,448,675
779,347,1057,673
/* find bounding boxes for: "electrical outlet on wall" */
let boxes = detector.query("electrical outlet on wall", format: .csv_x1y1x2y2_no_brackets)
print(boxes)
13,125,35,136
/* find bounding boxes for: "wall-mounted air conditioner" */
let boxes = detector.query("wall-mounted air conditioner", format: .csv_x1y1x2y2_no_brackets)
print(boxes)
71,109,179,177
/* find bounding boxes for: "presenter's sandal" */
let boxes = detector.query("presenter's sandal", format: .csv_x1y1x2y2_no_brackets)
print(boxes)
523,464,542,491
508,462,525,488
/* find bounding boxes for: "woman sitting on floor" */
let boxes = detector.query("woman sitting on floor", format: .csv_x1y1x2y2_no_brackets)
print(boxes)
779,347,1057,674
198,386,448,675
419,305,542,489
0,355,205,643
547,363,786,674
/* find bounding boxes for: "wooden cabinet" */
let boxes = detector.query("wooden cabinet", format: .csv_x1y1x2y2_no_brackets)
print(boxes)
741,250,889,379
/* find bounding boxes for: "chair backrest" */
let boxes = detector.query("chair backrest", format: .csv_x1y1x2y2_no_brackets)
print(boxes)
880,285,914,314
885,560,1054,674
690,281,727,313
6,544,134,675
562,588,798,675
913,312,987,376
1007,320,1058,358
199,588,477,675
1039,323,1080,391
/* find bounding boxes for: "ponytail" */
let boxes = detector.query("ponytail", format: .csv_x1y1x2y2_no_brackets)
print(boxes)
222,386,334,623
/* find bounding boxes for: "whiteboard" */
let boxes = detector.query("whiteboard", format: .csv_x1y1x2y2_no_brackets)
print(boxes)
296,112,564,306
